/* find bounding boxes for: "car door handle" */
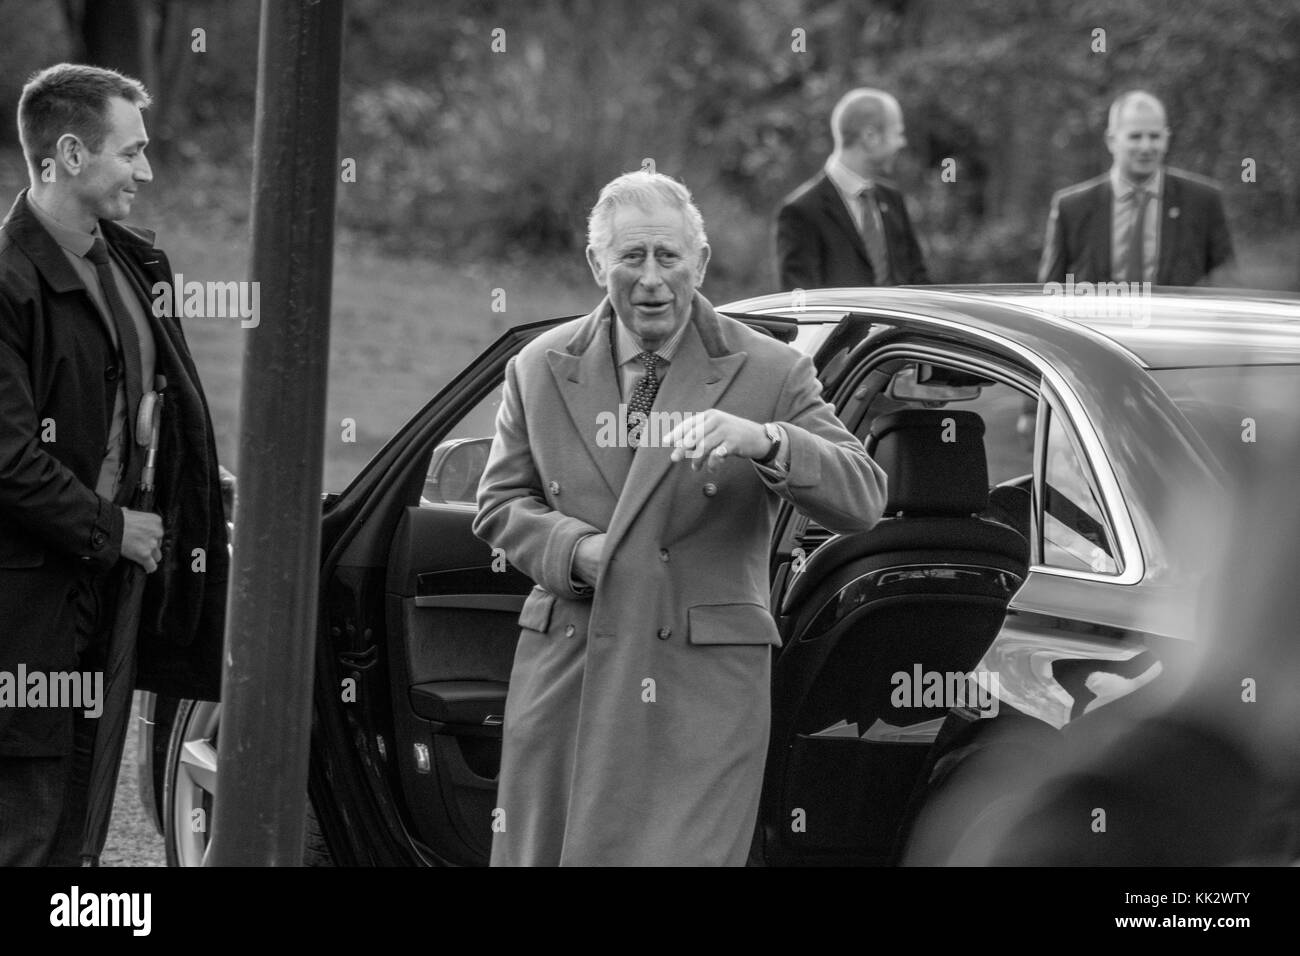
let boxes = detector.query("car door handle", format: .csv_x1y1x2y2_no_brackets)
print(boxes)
414,593,526,613
338,645,379,670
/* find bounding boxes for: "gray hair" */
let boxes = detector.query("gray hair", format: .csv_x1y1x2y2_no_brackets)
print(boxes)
586,170,707,257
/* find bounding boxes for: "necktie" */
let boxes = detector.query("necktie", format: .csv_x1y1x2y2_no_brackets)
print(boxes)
1126,188,1150,283
858,186,891,286
625,351,665,447
86,238,144,453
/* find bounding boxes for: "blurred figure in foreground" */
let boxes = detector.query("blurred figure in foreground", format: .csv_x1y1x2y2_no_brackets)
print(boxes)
906,365,1300,865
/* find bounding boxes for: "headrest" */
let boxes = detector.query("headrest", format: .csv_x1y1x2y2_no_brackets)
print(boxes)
869,409,989,516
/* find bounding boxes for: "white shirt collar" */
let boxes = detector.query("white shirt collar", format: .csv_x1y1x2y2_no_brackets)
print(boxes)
1111,166,1163,200
825,155,875,197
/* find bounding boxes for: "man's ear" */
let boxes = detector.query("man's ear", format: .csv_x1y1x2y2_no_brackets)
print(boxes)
693,243,712,286
55,133,85,176
1103,127,1119,158
586,245,607,286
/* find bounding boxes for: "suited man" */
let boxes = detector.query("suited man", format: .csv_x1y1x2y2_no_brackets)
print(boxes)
776,88,930,292
475,170,887,865
1038,90,1234,286
0,64,229,864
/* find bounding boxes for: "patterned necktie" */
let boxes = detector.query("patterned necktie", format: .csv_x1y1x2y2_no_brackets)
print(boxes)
625,350,665,446
858,186,891,286
1126,188,1150,283
86,238,144,444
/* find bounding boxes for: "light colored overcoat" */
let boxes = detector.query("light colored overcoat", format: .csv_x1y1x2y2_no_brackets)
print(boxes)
474,293,886,865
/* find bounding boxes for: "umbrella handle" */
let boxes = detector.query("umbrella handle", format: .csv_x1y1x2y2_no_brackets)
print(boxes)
136,376,167,492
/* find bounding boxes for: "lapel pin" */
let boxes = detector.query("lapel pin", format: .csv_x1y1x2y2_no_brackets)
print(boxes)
1168,207,1180,219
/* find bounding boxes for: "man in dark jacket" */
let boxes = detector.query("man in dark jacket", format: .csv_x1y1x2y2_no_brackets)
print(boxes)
776,88,930,292
1038,90,1234,286
0,63,229,864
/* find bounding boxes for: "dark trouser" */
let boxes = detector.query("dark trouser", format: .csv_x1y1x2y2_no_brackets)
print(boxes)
0,570,114,866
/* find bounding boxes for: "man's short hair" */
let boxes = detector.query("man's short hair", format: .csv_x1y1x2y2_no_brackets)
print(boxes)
831,88,899,151
1107,90,1167,132
17,63,151,172
587,170,707,257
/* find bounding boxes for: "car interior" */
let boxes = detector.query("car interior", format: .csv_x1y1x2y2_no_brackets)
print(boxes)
758,358,1036,865
363,337,1040,866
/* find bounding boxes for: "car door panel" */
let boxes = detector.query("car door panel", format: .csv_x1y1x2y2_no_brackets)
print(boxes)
383,502,533,864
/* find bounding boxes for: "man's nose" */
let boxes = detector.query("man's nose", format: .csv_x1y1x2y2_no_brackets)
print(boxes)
639,259,663,287
135,154,153,183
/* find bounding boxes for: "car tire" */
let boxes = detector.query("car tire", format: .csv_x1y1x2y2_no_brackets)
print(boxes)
162,698,332,866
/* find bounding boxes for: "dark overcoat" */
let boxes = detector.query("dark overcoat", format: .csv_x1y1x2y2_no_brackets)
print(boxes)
0,191,228,756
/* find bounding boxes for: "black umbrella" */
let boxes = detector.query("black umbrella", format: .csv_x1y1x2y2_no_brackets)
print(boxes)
81,377,166,866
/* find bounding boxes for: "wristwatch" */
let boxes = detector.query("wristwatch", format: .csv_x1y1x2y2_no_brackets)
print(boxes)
754,422,782,465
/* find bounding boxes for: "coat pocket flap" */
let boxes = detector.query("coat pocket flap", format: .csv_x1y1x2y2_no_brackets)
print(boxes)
687,602,782,647
518,586,556,633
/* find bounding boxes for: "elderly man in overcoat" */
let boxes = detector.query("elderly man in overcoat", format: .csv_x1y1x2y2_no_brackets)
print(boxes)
474,170,887,866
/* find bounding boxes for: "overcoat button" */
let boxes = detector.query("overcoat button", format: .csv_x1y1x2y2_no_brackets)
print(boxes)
658,549,669,562
91,530,106,549
548,480,560,495
657,627,671,640
105,364,119,381
564,624,576,637
702,482,717,497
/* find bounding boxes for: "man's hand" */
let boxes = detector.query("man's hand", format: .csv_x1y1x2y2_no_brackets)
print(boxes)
121,509,164,573
664,410,771,471
573,532,607,588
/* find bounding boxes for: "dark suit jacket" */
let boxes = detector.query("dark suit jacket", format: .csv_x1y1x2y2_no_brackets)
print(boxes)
1037,167,1234,286
776,173,930,291
0,190,228,755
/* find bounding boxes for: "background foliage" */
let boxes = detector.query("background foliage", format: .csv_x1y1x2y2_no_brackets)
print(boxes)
2,0,1296,293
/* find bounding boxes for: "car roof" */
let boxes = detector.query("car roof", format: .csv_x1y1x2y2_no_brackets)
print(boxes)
721,285,1300,369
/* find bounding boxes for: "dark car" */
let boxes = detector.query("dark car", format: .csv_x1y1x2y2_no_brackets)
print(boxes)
137,285,1300,866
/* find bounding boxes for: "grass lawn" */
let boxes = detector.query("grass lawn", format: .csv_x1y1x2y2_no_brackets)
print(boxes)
155,219,594,492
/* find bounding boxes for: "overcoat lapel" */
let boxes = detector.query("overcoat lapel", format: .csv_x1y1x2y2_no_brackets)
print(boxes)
545,301,630,498
602,296,747,556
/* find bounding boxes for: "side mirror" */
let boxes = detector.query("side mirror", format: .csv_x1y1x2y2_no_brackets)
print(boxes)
424,437,493,504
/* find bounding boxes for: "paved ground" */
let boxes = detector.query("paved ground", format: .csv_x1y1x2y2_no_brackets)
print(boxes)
99,695,166,867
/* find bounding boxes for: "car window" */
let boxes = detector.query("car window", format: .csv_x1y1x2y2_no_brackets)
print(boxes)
420,384,502,507
1041,406,1119,574
952,385,1035,486
859,362,1035,486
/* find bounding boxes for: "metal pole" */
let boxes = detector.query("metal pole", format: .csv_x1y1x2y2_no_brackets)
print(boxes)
207,0,343,866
